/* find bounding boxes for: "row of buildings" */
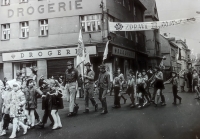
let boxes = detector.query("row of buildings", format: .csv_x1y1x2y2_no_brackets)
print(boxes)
0,0,192,81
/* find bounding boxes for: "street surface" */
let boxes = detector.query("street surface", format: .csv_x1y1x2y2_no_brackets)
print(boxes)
1,84,200,139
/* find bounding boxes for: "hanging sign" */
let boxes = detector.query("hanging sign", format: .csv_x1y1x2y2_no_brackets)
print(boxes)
109,17,198,31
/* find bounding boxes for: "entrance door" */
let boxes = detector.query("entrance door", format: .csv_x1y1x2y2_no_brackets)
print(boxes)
47,58,73,79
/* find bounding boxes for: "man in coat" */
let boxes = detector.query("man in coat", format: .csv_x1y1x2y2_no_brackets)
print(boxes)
63,61,79,117
83,62,98,113
97,64,110,114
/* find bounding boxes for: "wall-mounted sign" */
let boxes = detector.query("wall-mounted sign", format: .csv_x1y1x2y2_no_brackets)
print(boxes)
0,0,102,24
112,47,135,59
2,46,96,61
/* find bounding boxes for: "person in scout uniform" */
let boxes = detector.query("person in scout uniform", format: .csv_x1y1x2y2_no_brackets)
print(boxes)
82,62,98,113
164,70,182,104
117,68,127,104
97,64,111,114
63,61,79,117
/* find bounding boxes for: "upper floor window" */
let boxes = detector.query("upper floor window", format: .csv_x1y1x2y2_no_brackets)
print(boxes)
122,0,125,7
20,0,28,3
39,19,48,36
20,21,29,38
80,14,101,32
2,0,10,5
1,24,10,40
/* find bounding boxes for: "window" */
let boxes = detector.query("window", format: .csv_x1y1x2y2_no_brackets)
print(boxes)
80,14,101,32
20,21,29,38
127,0,131,11
2,0,10,5
20,0,28,3
1,24,10,40
39,19,48,36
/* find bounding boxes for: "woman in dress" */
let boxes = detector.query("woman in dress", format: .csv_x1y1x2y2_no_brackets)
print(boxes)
192,69,200,99
9,81,29,139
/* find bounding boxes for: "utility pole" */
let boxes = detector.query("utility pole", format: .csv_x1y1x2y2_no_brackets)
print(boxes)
100,0,105,40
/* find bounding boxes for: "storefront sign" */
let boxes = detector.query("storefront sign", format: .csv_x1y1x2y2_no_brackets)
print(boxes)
112,47,135,59
0,0,102,24
109,17,197,31
2,46,96,61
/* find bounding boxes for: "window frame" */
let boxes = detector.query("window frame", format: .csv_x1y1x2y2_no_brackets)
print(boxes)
39,19,48,37
20,21,29,39
1,23,10,41
80,14,102,33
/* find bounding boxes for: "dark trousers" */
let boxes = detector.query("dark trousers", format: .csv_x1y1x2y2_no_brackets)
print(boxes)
114,87,120,106
3,114,10,130
172,85,181,103
42,109,54,124
34,110,39,120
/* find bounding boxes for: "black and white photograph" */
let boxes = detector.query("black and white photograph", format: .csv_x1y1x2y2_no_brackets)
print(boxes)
0,0,200,138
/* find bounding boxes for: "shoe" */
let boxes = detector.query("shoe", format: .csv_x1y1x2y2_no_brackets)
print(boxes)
130,104,135,108
23,125,29,135
137,105,142,108
58,124,62,128
172,102,176,105
9,134,16,138
35,119,41,125
195,97,199,99
49,123,54,127
83,109,89,113
124,99,127,104
0,130,6,136
37,122,44,128
112,105,118,108
161,103,166,106
67,112,74,117
95,104,98,112
179,98,182,104
52,125,59,130
30,125,35,129
101,110,108,114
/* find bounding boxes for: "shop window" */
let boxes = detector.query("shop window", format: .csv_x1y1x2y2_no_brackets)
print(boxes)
2,0,10,6
39,19,48,36
20,21,29,39
14,62,37,78
80,14,101,32
1,23,10,40
20,0,28,3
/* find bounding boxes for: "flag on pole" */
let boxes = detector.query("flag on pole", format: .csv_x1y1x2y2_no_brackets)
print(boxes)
103,41,110,62
76,29,85,80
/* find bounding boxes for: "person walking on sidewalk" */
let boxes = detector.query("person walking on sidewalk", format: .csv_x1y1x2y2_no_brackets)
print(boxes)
82,62,98,113
63,61,79,117
164,71,182,104
117,68,127,104
112,71,122,108
97,64,111,114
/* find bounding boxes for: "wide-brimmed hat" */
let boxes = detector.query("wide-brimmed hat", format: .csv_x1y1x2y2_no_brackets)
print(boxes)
193,69,197,72
154,66,160,70
98,64,106,69
66,61,73,66
84,62,92,66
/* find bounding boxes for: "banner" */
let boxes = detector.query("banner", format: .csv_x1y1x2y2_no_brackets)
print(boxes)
109,17,199,31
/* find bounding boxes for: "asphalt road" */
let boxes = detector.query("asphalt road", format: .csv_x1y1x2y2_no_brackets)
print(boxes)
1,84,200,139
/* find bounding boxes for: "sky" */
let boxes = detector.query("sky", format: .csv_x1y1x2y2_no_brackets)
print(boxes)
155,0,200,55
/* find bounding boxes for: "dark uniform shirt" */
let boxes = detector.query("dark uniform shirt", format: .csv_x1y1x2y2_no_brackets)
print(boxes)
84,69,95,84
63,68,78,85
97,71,111,90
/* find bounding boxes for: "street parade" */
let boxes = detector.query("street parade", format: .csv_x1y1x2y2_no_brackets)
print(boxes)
1,0,200,139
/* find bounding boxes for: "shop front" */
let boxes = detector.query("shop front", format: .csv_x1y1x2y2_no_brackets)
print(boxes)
2,46,97,81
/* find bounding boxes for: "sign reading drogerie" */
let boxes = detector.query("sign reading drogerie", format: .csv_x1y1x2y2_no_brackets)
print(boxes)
112,47,135,59
2,46,96,61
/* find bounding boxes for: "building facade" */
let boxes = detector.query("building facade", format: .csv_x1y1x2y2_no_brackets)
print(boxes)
140,0,162,69
0,0,147,81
